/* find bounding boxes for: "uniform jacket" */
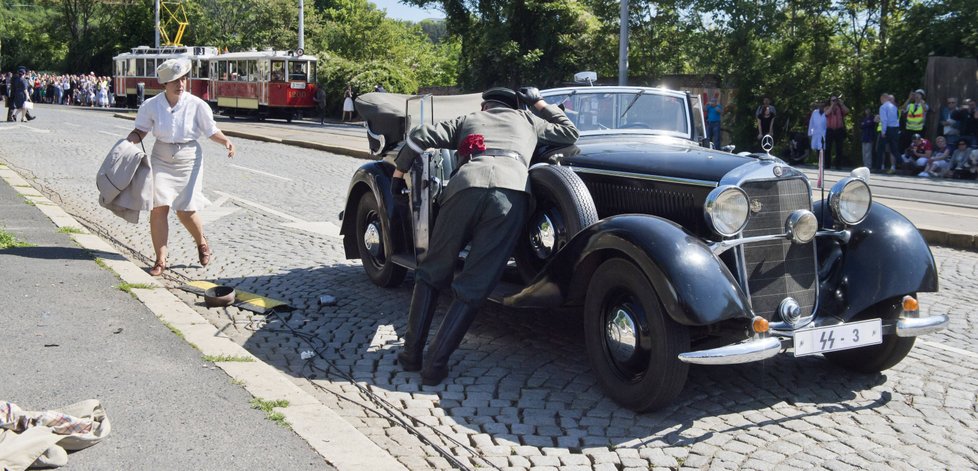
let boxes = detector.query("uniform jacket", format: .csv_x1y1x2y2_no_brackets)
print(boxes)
395,104,578,204
96,139,153,223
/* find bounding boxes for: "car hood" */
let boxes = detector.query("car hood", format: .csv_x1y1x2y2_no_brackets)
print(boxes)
561,134,754,184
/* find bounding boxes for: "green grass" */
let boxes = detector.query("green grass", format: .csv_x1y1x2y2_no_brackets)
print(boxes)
22,198,35,206
58,226,84,234
116,282,157,294
231,378,246,386
202,354,254,363
250,398,290,428
94,258,109,270
0,229,33,249
162,321,185,340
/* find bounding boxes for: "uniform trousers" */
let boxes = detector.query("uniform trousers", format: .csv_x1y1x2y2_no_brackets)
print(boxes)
415,187,528,305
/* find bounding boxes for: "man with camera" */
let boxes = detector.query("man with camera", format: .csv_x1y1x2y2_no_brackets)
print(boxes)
390,86,578,385
824,95,848,170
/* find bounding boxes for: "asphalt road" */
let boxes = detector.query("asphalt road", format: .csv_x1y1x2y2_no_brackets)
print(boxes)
2,104,976,470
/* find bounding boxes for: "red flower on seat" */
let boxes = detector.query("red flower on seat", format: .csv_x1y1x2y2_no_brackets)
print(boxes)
458,134,486,157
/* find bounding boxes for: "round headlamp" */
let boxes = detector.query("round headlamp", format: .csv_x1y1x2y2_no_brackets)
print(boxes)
785,210,817,244
705,186,750,237
828,177,872,226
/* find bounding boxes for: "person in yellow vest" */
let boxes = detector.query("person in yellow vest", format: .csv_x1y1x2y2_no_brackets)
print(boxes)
901,89,928,150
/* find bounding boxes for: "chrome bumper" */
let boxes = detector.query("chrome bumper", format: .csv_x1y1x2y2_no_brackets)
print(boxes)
677,336,782,365
896,314,950,337
678,313,949,366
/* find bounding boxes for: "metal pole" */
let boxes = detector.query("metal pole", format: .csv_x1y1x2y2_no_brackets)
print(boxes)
154,0,160,48
618,0,628,86
298,0,305,52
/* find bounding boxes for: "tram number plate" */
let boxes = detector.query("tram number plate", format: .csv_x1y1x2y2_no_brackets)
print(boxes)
290,81,306,89
793,319,882,357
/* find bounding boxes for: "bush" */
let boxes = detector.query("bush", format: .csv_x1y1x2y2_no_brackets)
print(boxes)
317,53,419,115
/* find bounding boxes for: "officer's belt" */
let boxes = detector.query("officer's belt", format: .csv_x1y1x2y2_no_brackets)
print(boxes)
469,149,523,160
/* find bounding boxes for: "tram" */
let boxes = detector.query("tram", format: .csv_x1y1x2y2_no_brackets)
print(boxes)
112,45,218,107
207,50,318,121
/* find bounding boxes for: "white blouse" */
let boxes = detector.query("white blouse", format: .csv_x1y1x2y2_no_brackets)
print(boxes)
134,92,219,144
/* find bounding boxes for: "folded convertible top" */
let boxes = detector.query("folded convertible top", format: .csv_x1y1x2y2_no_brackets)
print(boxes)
355,92,483,155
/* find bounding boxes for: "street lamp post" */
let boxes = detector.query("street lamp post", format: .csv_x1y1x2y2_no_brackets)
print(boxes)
155,0,160,48
618,0,628,86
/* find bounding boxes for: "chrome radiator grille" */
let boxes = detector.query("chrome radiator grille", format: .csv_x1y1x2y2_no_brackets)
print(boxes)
739,178,817,319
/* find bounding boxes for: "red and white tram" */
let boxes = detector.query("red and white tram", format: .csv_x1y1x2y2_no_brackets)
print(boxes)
112,45,218,107
207,50,318,121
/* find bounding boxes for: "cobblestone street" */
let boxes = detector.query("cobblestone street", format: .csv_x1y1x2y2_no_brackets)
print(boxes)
2,107,976,470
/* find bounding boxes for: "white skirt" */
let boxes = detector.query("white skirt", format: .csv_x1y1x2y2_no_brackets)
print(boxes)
343,97,354,112
151,141,210,211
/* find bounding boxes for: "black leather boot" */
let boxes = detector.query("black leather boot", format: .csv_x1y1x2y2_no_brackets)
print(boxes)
397,280,438,371
421,300,479,386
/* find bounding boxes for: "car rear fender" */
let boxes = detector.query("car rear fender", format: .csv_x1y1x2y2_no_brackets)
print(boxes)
339,161,404,259
814,201,938,321
504,214,754,326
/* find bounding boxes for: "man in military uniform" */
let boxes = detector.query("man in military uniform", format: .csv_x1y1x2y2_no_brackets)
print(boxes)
392,86,578,385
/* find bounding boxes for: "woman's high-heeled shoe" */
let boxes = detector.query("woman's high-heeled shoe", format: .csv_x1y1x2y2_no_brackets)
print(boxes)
198,242,212,267
149,259,166,277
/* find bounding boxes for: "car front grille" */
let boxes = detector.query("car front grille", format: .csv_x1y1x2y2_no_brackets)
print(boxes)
739,178,817,320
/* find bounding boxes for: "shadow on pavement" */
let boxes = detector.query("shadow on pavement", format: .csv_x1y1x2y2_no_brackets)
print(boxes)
191,263,893,454
1,245,113,261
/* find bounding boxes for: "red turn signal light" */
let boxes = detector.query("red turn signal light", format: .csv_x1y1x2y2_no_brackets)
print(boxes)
751,316,769,333
902,295,919,313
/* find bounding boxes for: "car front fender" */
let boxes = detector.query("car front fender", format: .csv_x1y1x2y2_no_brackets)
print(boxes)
339,160,405,259
814,201,938,321
504,214,754,326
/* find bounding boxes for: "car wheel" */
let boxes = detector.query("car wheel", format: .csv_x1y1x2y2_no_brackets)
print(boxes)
355,191,406,287
823,296,915,373
584,258,690,412
514,165,598,283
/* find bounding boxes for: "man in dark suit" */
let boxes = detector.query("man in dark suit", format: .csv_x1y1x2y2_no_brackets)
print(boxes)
391,86,578,385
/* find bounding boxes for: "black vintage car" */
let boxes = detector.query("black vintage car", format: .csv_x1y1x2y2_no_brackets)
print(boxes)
339,86,949,412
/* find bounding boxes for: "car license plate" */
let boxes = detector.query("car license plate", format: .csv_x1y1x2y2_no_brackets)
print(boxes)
793,319,882,357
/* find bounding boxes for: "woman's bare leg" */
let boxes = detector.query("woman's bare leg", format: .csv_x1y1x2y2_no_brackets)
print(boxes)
176,210,205,246
150,206,170,264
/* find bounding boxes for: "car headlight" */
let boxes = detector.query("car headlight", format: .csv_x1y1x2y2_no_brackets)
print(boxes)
828,177,872,225
705,186,750,237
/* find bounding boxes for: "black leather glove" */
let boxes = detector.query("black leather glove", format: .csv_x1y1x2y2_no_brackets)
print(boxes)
518,87,543,106
391,177,408,204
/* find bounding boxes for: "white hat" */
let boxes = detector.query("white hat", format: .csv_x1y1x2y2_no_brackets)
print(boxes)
157,57,191,84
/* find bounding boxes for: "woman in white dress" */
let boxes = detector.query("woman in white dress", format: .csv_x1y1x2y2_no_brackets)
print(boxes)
126,57,236,276
342,88,354,121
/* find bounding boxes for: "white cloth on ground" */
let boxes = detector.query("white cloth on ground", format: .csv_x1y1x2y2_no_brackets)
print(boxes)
0,400,111,471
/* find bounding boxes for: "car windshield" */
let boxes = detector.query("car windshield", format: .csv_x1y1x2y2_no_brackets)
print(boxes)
543,89,690,138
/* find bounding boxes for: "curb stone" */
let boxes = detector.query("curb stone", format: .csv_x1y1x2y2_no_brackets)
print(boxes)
0,166,407,471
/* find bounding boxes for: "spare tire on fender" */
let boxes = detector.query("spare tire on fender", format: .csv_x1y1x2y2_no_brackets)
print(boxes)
513,165,599,283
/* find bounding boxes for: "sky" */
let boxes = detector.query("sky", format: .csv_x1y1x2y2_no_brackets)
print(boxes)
370,0,445,22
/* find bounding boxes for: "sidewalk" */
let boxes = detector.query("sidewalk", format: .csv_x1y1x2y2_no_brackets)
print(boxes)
0,171,403,470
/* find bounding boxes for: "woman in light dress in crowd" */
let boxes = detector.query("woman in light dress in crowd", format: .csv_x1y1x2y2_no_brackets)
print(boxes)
126,57,236,276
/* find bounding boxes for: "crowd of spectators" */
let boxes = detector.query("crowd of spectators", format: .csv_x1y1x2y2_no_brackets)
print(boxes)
871,90,978,179
1,68,115,116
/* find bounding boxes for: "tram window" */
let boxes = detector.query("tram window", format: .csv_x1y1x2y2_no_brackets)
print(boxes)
228,61,239,81
218,61,228,81
195,60,208,79
288,61,307,81
309,62,317,83
271,61,285,82
136,59,145,77
128,59,136,77
258,60,269,81
241,61,255,81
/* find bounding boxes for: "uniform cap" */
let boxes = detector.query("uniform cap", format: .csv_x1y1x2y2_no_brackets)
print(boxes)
482,87,518,109
157,57,192,84
16,66,26,74
914,89,925,97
